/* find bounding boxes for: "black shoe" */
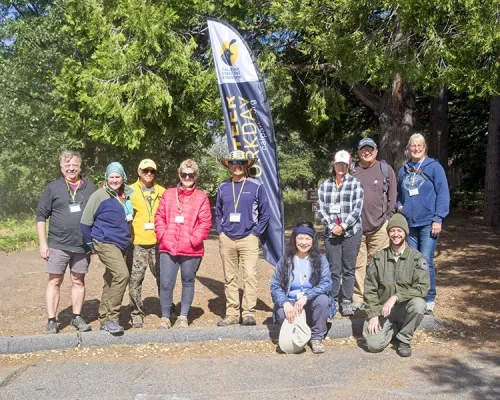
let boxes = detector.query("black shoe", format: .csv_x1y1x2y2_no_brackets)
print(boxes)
241,316,256,326
396,340,412,357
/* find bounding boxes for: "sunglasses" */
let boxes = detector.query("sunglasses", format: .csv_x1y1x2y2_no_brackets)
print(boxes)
142,169,156,175
229,160,246,166
180,172,195,179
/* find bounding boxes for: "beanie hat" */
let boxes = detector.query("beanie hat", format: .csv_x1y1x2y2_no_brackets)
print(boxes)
105,162,127,182
387,214,409,236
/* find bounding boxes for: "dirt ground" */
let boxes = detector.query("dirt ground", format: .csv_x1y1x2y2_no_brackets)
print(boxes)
0,212,499,356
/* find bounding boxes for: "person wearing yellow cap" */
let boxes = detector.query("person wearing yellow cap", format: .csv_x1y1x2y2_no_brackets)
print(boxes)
126,159,166,328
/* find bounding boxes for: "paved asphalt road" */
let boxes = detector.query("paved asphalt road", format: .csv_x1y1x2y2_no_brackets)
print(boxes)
1,344,498,400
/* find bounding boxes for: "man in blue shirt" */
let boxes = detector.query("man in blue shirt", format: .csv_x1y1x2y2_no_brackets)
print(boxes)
216,150,271,326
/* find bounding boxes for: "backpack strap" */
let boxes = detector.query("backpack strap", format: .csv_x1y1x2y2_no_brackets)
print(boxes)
380,160,390,215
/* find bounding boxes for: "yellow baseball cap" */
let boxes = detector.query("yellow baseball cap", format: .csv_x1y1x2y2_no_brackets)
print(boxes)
138,159,157,170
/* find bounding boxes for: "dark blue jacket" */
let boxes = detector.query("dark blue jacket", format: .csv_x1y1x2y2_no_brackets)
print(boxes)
396,157,450,227
80,185,135,251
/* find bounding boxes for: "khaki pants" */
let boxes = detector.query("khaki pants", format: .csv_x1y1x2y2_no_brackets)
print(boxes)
94,240,130,325
219,233,259,319
363,297,426,352
353,221,389,304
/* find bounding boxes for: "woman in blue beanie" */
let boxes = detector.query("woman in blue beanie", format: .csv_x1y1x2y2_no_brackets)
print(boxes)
81,162,135,334
396,134,450,315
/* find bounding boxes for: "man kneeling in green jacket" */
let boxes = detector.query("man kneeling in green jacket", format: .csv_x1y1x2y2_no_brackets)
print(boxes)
363,214,430,357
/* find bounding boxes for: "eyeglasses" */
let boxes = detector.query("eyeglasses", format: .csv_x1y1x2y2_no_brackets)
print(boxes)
180,172,195,179
229,160,246,166
410,144,425,150
142,169,156,175
359,147,375,154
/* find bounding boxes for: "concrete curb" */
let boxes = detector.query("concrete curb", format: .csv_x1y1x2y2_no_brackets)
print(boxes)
0,316,445,355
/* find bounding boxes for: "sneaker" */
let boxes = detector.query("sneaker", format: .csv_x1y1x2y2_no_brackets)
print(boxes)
311,339,325,354
45,320,58,334
351,301,365,311
173,316,188,329
241,316,257,326
100,320,124,335
131,316,144,328
71,316,91,332
217,317,239,327
340,300,354,316
425,301,435,315
158,317,171,329
396,340,412,357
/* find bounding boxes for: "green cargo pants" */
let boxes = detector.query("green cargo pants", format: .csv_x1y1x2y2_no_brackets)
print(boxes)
363,297,426,353
94,240,130,325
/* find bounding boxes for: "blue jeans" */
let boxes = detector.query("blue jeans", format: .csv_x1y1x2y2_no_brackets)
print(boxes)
407,225,438,302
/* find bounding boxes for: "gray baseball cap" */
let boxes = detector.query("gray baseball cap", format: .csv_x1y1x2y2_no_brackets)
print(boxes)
358,138,377,150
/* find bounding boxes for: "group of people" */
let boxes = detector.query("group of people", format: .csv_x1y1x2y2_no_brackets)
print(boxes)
36,132,449,357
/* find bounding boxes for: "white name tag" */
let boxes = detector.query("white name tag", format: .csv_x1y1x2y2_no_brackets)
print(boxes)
329,204,341,214
175,215,184,224
409,188,419,196
144,222,155,230
229,213,241,223
69,204,81,213
126,214,133,222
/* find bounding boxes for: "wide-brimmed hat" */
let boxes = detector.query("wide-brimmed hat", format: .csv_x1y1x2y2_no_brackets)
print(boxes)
219,150,258,169
278,310,311,354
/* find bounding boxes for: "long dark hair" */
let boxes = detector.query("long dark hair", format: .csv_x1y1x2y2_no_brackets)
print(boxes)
278,221,322,290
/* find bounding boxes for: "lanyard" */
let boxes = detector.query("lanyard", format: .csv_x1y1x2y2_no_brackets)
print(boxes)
294,256,309,290
66,180,81,203
410,159,424,189
176,186,195,213
106,187,130,216
141,188,158,220
334,177,343,204
232,178,246,213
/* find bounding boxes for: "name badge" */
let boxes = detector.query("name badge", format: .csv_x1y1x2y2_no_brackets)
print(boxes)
175,215,184,224
229,213,241,223
126,214,133,222
69,203,81,213
409,188,419,196
144,222,155,230
329,204,341,214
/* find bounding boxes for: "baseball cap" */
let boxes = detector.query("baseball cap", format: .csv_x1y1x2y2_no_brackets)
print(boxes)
278,310,311,354
138,159,157,170
333,150,351,165
358,138,377,150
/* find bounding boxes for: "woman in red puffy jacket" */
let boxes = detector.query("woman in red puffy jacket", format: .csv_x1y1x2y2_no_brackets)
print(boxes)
154,159,212,329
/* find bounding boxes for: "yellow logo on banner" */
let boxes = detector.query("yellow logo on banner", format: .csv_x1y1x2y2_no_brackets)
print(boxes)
220,39,239,66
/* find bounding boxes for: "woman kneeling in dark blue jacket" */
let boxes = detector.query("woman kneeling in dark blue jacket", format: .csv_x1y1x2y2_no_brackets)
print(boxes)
271,221,335,354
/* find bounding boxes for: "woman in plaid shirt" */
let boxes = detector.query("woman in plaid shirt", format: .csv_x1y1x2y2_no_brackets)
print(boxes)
317,150,364,316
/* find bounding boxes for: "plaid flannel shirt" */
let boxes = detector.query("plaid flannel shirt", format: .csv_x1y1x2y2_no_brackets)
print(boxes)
317,174,364,238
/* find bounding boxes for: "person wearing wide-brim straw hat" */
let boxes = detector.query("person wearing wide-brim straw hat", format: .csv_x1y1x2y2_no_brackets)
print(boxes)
219,150,258,170
215,149,271,327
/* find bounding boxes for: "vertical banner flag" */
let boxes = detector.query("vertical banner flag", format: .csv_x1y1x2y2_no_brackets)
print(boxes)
207,18,284,266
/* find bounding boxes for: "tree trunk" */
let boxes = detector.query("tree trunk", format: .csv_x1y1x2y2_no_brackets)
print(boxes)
377,74,416,171
429,86,449,176
484,96,500,226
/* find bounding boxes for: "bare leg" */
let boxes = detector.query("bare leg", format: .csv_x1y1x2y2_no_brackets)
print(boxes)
70,272,86,315
46,273,64,318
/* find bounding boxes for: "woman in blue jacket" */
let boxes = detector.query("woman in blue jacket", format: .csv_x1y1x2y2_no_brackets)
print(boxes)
396,134,450,315
270,221,335,354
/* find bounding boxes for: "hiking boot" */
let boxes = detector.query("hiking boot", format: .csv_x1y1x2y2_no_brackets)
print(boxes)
45,320,58,334
340,300,354,316
131,316,144,328
425,301,435,315
217,317,239,327
100,321,124,335
241,316,257,326
173,316,188,329
351,301,365,311
71,316,91,332
311,339,325,354
158,317,171,329
396,340,412,357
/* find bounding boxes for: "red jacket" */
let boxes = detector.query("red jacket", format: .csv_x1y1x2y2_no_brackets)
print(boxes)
154,185,212,256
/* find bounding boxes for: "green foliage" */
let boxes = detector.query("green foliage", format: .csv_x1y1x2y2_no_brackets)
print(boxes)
0,214,38,252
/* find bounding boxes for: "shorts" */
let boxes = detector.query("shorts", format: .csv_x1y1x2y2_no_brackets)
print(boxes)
45,248,90,275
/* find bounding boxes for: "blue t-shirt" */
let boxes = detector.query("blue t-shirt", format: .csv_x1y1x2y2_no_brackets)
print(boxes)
288,256,313,301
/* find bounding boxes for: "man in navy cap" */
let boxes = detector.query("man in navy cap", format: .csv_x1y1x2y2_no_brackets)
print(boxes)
352,138,397,311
